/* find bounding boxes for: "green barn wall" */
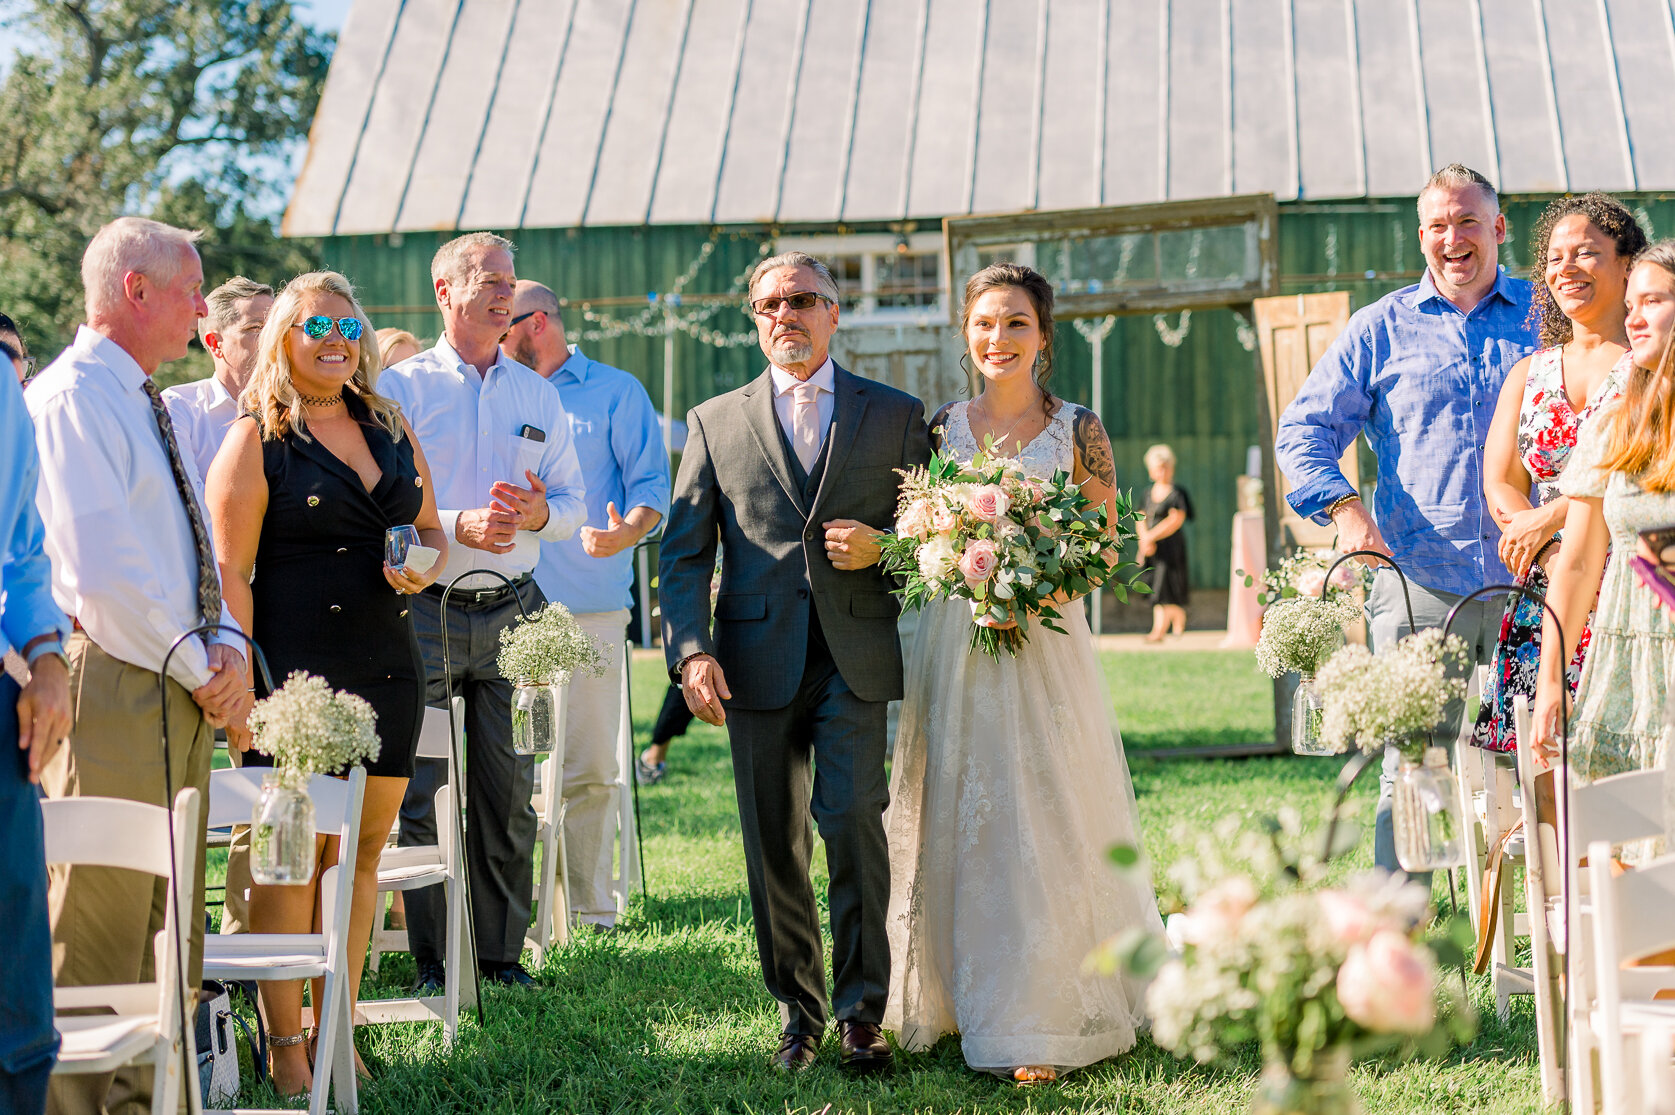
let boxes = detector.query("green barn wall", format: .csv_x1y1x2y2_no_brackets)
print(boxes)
319,195,1675,589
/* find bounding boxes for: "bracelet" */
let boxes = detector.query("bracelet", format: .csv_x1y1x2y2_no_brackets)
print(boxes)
1325,493,1362,518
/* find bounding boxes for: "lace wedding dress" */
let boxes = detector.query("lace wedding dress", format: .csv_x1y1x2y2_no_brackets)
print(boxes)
883,400,1163,1075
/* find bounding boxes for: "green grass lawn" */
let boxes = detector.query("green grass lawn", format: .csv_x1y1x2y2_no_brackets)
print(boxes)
223,650,1543,1113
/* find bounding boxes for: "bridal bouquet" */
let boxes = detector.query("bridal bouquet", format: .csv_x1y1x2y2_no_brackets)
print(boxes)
1098,816,1474,1113
878,445,1145,658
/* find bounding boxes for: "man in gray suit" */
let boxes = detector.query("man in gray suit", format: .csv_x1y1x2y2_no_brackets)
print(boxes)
660,252,931,1073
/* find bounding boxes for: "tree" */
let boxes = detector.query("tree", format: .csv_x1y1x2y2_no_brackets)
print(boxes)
0,0,332,367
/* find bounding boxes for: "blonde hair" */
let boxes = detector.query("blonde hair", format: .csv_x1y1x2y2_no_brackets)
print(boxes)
1144,444,1176,470
82,217,203,317
1600,241,1675,493
242,271,404,443
375,327,422,368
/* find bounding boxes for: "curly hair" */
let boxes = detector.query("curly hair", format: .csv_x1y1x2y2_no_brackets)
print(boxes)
958,262,1058,417
1526,193,1647,348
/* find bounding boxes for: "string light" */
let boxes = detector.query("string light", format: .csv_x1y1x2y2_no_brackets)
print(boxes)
573,235,772,348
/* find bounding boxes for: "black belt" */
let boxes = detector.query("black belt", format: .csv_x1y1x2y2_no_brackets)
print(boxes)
424,574,532,608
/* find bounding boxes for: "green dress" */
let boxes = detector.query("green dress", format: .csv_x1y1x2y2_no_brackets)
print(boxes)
1558,398,1675,782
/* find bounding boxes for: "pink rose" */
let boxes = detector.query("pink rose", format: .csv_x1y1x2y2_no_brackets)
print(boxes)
896,498,934,541
1294,568,1327,598
1336,929,1437,1034
967,484,1012,525
1178,875,1258,946
957,538,1000,584
1317,889,1377,947
931,501,959,534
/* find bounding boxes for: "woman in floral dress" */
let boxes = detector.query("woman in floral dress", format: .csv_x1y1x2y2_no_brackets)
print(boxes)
1471,195,1642,754
1534,240,1675,790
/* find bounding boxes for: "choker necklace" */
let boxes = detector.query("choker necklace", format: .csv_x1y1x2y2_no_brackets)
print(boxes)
296,390,344,408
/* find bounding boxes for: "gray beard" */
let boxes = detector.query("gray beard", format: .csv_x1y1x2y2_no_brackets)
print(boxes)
770,338,814,365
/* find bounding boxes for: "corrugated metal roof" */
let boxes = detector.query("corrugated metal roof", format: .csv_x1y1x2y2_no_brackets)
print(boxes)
284,0,1675,237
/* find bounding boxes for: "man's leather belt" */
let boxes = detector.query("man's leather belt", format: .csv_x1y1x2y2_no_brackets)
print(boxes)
424,574,532,608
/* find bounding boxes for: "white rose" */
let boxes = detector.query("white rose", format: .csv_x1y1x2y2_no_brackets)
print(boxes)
917,536,959,584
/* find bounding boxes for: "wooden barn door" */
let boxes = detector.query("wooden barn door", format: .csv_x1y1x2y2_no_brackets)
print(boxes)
1253,292,1355,551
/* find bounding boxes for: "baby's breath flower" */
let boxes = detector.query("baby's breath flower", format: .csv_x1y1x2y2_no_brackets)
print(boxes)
497,603,608,685
1255,596,1361,678
249,671,380,786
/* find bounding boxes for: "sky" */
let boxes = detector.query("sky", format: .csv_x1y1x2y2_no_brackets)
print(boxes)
0,0,353,218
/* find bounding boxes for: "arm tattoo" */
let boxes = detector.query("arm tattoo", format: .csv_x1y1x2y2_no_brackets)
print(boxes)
929,402,956,453
1075,408,1116,487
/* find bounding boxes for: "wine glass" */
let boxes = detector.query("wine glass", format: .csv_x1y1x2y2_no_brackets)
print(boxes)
385,524,421,572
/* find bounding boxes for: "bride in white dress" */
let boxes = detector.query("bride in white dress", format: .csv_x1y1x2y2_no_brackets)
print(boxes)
883,263,1163,1082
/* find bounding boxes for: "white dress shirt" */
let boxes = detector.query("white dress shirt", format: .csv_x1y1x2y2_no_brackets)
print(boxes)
162,374,240,487
26,326,241,690
379,336,587,589
769,357,835,455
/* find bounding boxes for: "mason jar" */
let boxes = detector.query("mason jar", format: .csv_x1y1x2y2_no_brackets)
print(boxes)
511,679,561,755
250,775,315,886
1391,746,1466,872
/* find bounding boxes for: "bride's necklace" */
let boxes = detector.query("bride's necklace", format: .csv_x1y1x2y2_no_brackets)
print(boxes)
970,393,1043,450
296,389,345,409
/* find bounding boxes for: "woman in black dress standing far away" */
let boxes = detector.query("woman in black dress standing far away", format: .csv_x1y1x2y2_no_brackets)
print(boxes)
208,271,448,1095
1137,443,1193,641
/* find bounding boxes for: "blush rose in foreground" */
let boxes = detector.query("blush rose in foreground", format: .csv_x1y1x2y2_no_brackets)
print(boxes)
967,484,1010,524
1337,929,1438,1034
957,539,1000,585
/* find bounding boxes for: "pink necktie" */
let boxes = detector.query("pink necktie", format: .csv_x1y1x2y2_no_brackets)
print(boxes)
790,381,822,472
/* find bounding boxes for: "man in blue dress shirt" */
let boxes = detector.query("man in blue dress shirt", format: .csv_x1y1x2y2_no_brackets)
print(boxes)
382,234,588,990
0,353,72,1114
1276,164,1537,882
503,280,669,932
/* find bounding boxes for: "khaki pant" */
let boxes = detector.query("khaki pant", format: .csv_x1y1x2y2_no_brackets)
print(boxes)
219,743,253,935
561,610,629,925
46,634,211,1115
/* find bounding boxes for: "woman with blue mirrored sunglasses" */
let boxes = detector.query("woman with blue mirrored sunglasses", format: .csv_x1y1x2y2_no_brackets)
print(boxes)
293,314,365,342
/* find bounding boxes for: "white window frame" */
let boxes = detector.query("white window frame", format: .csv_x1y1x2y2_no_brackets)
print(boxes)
774,233,948,326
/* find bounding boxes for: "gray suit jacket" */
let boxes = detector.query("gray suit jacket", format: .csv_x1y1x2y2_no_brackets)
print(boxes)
659,364,932,709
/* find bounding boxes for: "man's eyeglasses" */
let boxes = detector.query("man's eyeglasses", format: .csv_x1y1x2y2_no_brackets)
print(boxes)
508,310,543,328
293,315,365,342
749,291,831,317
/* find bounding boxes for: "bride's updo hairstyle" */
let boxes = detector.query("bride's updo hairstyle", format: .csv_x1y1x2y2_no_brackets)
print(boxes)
959,262,1058,418
1600,239,1675,491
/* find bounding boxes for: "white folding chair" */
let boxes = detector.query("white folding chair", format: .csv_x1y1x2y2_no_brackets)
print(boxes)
362,699,474,1044
201,767,365,1115
44,789,201,1115
1558,760,1668,1115
527,686,571,966
1586,848,1675,1114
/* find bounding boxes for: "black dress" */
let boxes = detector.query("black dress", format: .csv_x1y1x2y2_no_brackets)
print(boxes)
1142,484,1193,608
242,396,425,780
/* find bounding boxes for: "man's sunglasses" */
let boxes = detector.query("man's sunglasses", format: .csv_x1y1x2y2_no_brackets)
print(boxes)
749,291,831,317
294,315,365,342
508,309,543,328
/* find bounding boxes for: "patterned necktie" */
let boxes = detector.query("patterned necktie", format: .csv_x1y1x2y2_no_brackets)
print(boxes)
790,380,822,473
141,377,222,632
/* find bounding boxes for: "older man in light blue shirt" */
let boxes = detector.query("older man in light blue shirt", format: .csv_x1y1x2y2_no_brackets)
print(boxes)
504,280,668,931
1276,165,1537,884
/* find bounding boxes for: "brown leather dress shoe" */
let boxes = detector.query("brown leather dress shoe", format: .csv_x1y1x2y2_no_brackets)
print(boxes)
837,1020,893,1074
771,1031,820,1072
